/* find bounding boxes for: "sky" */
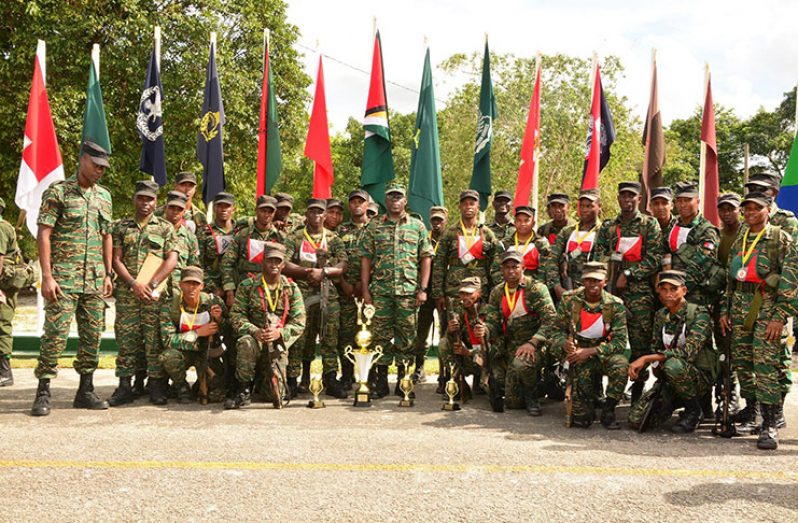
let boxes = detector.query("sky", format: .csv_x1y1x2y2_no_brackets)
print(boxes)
285,0,798,133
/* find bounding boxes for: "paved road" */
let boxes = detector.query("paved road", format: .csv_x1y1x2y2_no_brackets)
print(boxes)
1,369,796,522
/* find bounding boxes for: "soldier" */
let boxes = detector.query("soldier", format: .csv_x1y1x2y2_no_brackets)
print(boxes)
482,251,557,415
336,189,371,390
744,172,798,240
30,141,113,416
162,191,200,297
283,198,348,398
0,197,27,387
360,184,433,398
366,202,379,220
719,192,798,450
155,171,207,233
274,192,304,233
197,192,236,297
324,198,344,232
628,270,716,433
649,186,676,233
158,266,228,403
493,206,556,284
594,181,662,404
487,190,515,242
108,180,178,406
537,193,576,246
541,262,628,429
228,242,306,409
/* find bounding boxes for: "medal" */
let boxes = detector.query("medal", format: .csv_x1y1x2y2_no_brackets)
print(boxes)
184,330,198,343
736,268,747,281
610,252,623,262
569,247,583,259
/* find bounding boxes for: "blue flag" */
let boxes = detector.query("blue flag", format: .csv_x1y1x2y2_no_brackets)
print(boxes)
137,49,166,186
197,42,226,204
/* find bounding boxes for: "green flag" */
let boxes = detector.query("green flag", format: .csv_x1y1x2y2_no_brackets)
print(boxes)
469,40,497,211
81,60,111,153
408,48,443,228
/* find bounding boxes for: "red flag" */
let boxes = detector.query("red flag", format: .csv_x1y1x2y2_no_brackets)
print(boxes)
16,40,64,237
581,63,602,191
700,70,719,227
304,56,333,199
641,51,665,212
514,60,541,209
256,38,270,197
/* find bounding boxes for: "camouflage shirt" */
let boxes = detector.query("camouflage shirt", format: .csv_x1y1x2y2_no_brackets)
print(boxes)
112,213,178,283
594,210,662,285
221,223,284,292
160,291,228,352
284,227,347,298
169,222,200,294
38,176,113,294
770,204,798,241
484,276,557,349
651,302,712,365
155,203,208,234
487,219,515,242
537,218,576,247
361,213,433,296
0,218,21,263
492,231,557,286
432,222,497,298
230,274,306,351
661,214,722,305
196,221,235,292
336,220,370,286
549,220,602,288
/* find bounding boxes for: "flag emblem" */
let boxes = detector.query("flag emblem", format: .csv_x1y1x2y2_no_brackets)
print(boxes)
200,111,221,142
137,86,162,141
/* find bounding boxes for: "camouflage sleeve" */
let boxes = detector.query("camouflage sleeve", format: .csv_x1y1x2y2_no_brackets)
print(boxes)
484,284,503,340
431,229,452,298
283,232,299,262
112,220,125,251
482,227,498,290
329,235,348,266
221,232,244,292
539,292,572,352
592,221,613,263
665,306,711,364
162,221,178,254
160,296,182,351
211,294,231,332
549,227,567,275
721,233,743,318
281,282,307,350
358,222,376,261
417,222,433,258
489,237,507,290
0,227,10,255
37,184,62,228
597,298,628,358
537,237,559,290
529,281,557,346
187,232,200,268
98,188,113,235
230,281,258,337
775,230,798,321
684,224,721,294
650,308,667,354
629,218,662,281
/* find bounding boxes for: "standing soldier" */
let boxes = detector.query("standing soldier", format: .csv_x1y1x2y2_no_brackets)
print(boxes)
719,192,798,450
336,189,371,390
744,173,798,239
228,243,306,409
361,184,433,398
482,251,557,415
594,181,662,404
283,198,348,398
650,186,676,233
366,202,379,220
493,205,557,284
537,193,576,246
162,191,200,297
108,180,178,406
324,198,345,232
0,197,28,387
274,192,303,233
487,190,515,242
155,171,207,233
197,192,236,298
30,141,113,416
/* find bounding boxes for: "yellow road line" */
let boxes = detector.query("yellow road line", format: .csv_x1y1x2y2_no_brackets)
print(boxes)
0,459,794,482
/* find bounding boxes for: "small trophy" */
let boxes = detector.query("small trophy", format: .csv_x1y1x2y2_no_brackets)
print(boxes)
442,363,461,411
343,299,383,408
307,375,325,409
398,359,415,407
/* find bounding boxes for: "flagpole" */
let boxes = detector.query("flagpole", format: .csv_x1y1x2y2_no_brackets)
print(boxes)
154,26,161,70
36,39,47,336
794,85,798,138
91,44,100,79
642,48,655,195
743,143,749,189
531,51,541,213
37,40,46,84
206,32,217,224
699,63,709,212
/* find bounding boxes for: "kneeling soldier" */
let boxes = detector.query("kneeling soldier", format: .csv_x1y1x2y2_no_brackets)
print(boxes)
229,242,305,409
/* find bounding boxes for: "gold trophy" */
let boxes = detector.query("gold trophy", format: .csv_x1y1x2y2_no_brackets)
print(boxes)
442,363,461,411
343,298,383,408
398,359,415,407
307,375,325,409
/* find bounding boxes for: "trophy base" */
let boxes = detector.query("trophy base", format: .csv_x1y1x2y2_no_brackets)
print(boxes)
398,398,415,407
307,399,326,409
442,402,461,411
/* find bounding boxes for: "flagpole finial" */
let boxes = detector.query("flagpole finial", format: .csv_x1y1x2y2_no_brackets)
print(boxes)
36,40,46,83
154,26,161,70
264,28,270,48
651,48,657,63
91,43,100,79
372,16,377,38
423,34,429,49
210,32,217,47
484,32,489,45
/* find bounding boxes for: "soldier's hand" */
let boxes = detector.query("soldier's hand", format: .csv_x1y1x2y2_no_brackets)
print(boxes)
41,275,64,303
765,319,784,342
254,328,269,343
262,326,281,342
362,288,373,305
196,322,219,337
719,315,732,336
515,343,536,362
554,285,566,300
566,348,593,365
453,341,470,357
308,268,324,284
564,338,576,354
628,358,646,380
473,322,487,339
415,290,427,307
131,281,153,301
447,317,460,333
210,304,223,322
225,291,235,309
615,273,628,290
102,275,113,298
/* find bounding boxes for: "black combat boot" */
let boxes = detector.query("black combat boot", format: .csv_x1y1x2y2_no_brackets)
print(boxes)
371,365,389,399
600,398,621,430
756,404,779,450
630,381,645,405
132,370,146,398
176,380,193,404
31,379,51,417
524,387,542,417
593,373,606,410
287,376,299,399
436,364,450,395
394,364,406,397
488,376,504,413
298,360,312,393
0,355,13,387
149,377,168,405
73,373,109,410
775,392,787,429
108,376,136,406
340,359,354,391
412,355,425,384
734,397,760,434
699,392,714,421
323,372,348,399
671,398,702,433
235,381,252,409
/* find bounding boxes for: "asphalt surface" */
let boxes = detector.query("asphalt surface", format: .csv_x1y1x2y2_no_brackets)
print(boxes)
1,368,796,522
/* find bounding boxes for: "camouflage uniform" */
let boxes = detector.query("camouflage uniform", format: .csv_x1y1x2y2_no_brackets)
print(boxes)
437,304,484,380
413,231,441,361
113,214,177,378
221,223,283,292
361,213,433,366
662,214,723,306
156,204,207,234
0,216,23,358
336,220,369,357
550,220,602,289
432,223,498,300
168,222,200,296
484,276,557,408
770,204,798,241
487,219,515,243
197,222,235,294
35,177,113,379
492,231,557,285
538,218,576,248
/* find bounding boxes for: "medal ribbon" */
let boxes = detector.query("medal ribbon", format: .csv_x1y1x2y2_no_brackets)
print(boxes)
261,276,282,312
504,284,519,314
574,224,598,245
459,219,478,249
741,227,766,267
179,294,201,331
303,227,327,251
514,232,534,254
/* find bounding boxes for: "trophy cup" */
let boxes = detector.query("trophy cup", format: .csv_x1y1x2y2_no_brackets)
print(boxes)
442,363,461,411
307,375,325,409
398,359,415,407
343,298,383,408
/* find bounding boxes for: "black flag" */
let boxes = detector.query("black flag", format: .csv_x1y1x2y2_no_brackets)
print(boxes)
137,48,167,186
197,41,226,204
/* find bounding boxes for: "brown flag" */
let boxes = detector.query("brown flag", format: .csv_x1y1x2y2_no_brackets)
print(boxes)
640,50,665,211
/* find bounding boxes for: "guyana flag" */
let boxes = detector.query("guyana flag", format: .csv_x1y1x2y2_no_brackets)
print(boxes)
361,30,394,210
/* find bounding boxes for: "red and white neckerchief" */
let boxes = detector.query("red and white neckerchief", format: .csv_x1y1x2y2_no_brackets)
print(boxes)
501,284,529,333
208,225,233,255
179,300,211,333
299,228,327,264
457,220,484,264
508,234,539,271
661,323,686,349
615,225,643,262
566,225,598,258
668,224,692,253
247,238,266,264
578,308,606,339
463,310,483,353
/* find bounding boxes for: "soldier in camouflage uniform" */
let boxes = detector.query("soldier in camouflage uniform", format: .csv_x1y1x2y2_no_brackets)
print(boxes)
0,197,26,387
197,192,236,298
594,181,662,404
324,198,344,232
229,242,306,409
482,251,557,415
650,186,676,234
745,173,798,240
550,189,602,301
719,192,798,450
162,191,200,297
155,171,207,234
283,198,348,398
492,205,557,285
159,266,228,404
628,270,716,433
31,141,114,416
366,201,379,220
335,189,371,390
487,190,515,242
537,193,576,246
274,192,304,234
540,262,628,429
361,184,433,398
109,180,178,406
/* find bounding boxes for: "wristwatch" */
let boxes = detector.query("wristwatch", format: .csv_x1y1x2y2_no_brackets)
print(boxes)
150,279,159,290
623,269,631,278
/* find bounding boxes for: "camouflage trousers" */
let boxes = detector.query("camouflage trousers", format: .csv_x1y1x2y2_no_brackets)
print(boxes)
490,340,539,409
159,347,226,402
114,290,166,378
0,289,17,356
566,353,628,421
412,297,437,358
371,294,418,367
236,334,288,385
628,356,712,426
289,298,339,378
623,287,655,367
437,337,481,378
337,297,359,358
35,293,106,379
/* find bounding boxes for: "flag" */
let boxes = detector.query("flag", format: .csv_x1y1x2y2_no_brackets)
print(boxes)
257,36,282,196
81,57,111,153
470,39,498,211
581,61,616,191
361,30,394,210
137,48,166,186
777,127,798,214
514,58,541,209
640,52,664,211
700,70,719,227
16,40,64,237
197,39,226,204
305,56,334,199
408,47,443,228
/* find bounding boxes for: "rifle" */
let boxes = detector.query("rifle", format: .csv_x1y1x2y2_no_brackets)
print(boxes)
317,249,331,341
264,310,288,408
560,251,573,292
446,297,468,403
639,319,684,433
473,302,490,391
606,252,624,297
198,330,220,405
711,322,737,438
564,313,576,428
